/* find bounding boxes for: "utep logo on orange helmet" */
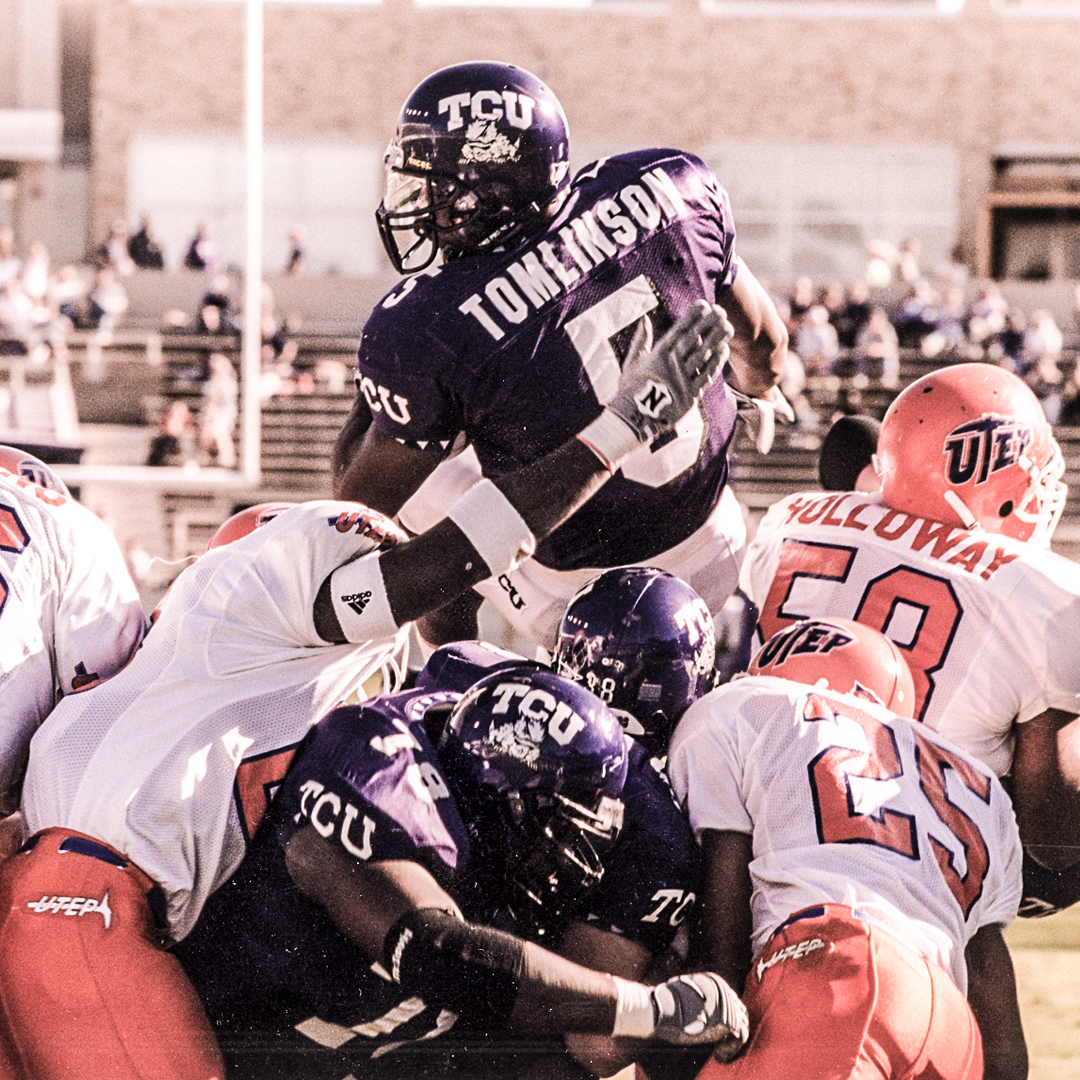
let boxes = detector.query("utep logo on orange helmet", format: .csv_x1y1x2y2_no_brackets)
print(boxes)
756,621,855,671
943,415,1033,489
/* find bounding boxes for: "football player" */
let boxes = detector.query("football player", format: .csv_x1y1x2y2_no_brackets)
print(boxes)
741,363,1080,891
176,664,740,1080
0,445,144,856
668,617,1026,1080
332,61,790,655
0,301,730,1080
552,565,718,759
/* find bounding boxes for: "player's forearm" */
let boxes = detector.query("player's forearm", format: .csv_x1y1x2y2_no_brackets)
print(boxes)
723,261,788,399
1012,709,1080,870
965,926,1028,1080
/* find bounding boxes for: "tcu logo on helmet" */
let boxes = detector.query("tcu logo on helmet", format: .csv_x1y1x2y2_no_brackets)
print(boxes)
439,91,536,132
943,415,1033,489
755,621,854,670
466,679,590,770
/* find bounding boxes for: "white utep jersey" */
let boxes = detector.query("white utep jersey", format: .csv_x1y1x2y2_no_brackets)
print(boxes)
667,676,1022,993
23,501,409,942
742,490,1080,776
0,470,144,809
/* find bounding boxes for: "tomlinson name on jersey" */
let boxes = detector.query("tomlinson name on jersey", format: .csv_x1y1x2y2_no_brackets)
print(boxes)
455,165,691,342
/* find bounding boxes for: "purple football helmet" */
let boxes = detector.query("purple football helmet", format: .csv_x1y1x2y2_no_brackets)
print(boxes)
376,61,571,272
440,665,627,932
554,568,716,757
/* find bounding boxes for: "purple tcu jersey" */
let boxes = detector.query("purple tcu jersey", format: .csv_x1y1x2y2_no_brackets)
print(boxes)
176,652,699,1056
357,148,740,571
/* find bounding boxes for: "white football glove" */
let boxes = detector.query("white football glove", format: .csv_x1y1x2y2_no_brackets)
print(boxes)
579,301,732,470
731,383,796,455
650,972,749,1058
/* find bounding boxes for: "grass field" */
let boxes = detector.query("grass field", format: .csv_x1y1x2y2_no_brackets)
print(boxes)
1006,904,1080,1078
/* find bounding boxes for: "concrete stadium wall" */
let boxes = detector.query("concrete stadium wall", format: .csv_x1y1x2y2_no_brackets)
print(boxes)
88,0,1080,276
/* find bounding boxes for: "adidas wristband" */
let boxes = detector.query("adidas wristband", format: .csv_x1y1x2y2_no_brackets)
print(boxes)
329,555,401,643
446,478,536,577
612,975,657,1039
577,408,644,474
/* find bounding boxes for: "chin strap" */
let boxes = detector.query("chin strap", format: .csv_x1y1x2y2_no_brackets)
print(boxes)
942,489,982,532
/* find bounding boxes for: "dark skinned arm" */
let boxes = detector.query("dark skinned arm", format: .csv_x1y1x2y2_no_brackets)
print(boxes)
314,437,611,642
284,824,621,1035
1011,707,1080,870
721,259,788,400
964,923,1028,1080
693,829,755,994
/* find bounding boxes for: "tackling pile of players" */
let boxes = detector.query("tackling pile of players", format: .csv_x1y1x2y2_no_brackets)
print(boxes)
0,59,1070,1080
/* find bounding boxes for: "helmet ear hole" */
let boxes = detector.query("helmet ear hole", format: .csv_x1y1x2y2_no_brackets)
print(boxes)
999,501,1014,518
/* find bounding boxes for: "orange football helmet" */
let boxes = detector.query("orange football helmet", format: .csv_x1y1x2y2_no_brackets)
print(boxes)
205,502,298,550
875,363,1065,545
748,616,916,718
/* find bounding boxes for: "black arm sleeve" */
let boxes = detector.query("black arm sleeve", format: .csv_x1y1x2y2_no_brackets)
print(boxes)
383,907,526,1025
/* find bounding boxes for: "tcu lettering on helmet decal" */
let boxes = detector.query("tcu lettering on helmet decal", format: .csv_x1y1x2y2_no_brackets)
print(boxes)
943,415,1033,488
438,90,536,133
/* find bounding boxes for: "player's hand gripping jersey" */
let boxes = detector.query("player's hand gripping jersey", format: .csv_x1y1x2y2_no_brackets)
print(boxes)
0,466,144,810
357,149,740,572
668,675,1022,993
176,648,701,1060
21,501,409,941
742,489,1080,775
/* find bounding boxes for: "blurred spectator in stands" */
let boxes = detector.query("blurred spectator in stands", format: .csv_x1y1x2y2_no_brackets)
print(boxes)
1026,308,1064,367
146,400,197,467
851,305,900,389
0,277,37,355
183,222,220,274
865,239,899,288
47,265,88,327
1024,352,1065,425
198,352,238,467
785,275,816,336
201,274,233,318
830,384,870,425
779,348,820,448
196,301,237,338
0,226,20,286
966,281,1009,354
84,266,129,332
285,226,307,275
1057,361,1080,426
794,303,840,376
94,219,136,276
897,236,922,284
830,279,872,350
20,242,50,305
990,307,1028,373
932,243,969,291
936,285,969,355
892,278,940,350
127,214,166,271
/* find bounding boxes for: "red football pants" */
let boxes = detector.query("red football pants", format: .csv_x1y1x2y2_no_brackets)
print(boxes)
0,828,224,1080
697,905,983,1080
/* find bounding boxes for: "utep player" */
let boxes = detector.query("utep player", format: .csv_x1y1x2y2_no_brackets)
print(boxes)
0,302,729,1080
176,666,744,1080
0,445,144,852
741,363,1080,902
333,61,790,653
668,617,1026,1080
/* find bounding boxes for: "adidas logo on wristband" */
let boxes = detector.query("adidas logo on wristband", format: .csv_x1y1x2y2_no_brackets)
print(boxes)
341,591,372,616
